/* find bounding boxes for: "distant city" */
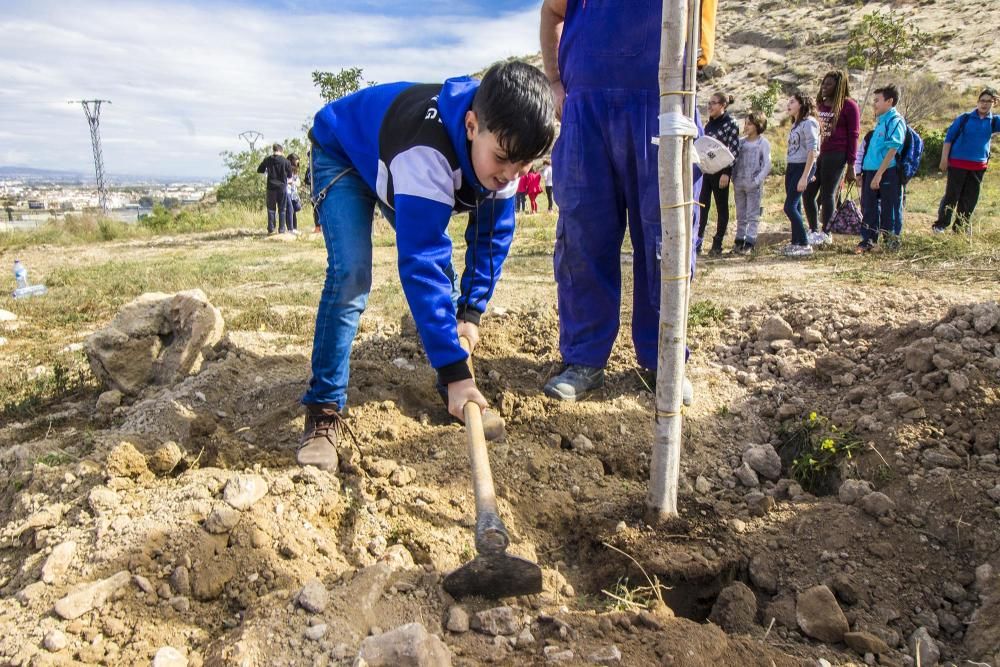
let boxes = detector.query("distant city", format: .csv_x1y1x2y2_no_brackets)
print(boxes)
0,166,219,230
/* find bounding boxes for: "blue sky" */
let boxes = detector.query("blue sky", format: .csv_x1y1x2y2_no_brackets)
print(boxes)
0,0,543,179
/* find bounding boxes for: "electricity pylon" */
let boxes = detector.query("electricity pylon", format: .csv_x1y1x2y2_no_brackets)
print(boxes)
69,100,112,213
239,131,263,151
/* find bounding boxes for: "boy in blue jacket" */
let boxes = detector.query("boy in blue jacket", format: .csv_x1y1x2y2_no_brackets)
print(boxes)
298,61,556,471
933,87,1000,233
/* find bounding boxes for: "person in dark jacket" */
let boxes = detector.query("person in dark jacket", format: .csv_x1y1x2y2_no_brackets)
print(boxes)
298,61,555,471
257,144,292,234
804,70,860,244
933,87,1000,233
697,92,740,255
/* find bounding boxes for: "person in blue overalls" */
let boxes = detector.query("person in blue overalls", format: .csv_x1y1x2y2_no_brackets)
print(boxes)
540,0,703,402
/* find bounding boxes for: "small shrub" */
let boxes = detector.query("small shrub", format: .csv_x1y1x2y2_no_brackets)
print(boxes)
688,300,725,328
778,412,863,495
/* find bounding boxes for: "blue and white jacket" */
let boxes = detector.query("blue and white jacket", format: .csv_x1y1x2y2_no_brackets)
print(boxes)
311,77,517,383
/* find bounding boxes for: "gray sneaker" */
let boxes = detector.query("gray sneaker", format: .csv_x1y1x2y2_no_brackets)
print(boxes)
543,364,605,401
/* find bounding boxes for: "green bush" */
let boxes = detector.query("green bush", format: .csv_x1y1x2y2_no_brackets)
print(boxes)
918,127,946,177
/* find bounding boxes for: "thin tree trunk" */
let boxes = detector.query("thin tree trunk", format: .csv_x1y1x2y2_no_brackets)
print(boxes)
648,0,696,520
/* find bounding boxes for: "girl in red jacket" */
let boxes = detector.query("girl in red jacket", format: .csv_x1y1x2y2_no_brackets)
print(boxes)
526,166,543,213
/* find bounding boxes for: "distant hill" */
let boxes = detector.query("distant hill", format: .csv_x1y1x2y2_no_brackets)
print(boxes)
0,166,86,181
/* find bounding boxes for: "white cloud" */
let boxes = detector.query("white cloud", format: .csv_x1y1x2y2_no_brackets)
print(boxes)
0,1,543,178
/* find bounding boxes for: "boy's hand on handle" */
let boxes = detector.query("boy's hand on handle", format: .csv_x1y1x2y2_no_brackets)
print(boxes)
448,378,488,422
457,321,480,354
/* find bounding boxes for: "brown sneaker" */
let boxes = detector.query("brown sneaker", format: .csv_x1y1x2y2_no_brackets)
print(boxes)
297,404,342,471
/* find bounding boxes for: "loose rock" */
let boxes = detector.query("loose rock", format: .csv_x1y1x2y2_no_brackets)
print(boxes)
708,582,758,633
149,441,185,475
796,585,849,643
446,606,470,633
84,290,225,395
838,479,874,505
54,570,132,620
223,474,268,510
152,646,188,667
357,622,452,667
296,578,329,614
760,315,794,341
742,444,782,481
41,541,77,585
472,606,521,636
42,629,68,652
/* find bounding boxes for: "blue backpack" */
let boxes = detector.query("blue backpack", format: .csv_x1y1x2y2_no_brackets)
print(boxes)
895,121,924,184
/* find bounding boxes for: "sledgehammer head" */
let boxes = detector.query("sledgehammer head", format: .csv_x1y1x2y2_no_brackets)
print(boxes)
481,409,507,442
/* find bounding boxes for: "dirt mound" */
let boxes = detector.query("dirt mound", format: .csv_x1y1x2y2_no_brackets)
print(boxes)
1,289,999,665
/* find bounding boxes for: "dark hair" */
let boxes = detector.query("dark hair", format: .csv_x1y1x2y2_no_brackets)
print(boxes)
472,61,556,164
272,143,282,152
746,111,768,135
980,87,998,100
873,84,900,106
791,92,815,125
712,92,735,108
817,70,851,131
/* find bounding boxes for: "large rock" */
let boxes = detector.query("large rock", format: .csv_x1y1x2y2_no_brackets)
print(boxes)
357,623,452,667
759,315,794,341
708,582,758,633
742,444,782,481
796,585,849,643
53,570,131,620
85,290,224,395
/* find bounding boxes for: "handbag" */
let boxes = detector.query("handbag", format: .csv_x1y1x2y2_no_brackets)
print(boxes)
829,182,862,235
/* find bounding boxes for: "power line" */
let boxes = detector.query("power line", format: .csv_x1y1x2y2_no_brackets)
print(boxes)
69,99,112,213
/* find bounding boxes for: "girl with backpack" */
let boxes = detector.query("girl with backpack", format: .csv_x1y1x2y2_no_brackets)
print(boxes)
782,93,820,257
804,70,860,245
697,92,741,255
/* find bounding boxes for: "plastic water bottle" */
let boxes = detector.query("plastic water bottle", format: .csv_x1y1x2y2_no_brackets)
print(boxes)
11,259,47,299
13,260,27,290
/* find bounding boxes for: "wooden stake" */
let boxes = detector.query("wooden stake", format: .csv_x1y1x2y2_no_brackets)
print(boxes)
648,0,698,520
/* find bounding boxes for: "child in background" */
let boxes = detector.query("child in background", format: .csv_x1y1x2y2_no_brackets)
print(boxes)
516,173,529,213
782,93,820,257
731,112,771,255
526,166,542,213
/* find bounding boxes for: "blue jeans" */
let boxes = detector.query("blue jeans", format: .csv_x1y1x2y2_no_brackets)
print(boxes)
784,162,812,246
302,139,459,409
861,168,902,244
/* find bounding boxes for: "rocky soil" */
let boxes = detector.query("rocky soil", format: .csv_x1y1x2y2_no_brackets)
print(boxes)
1,276,999,666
